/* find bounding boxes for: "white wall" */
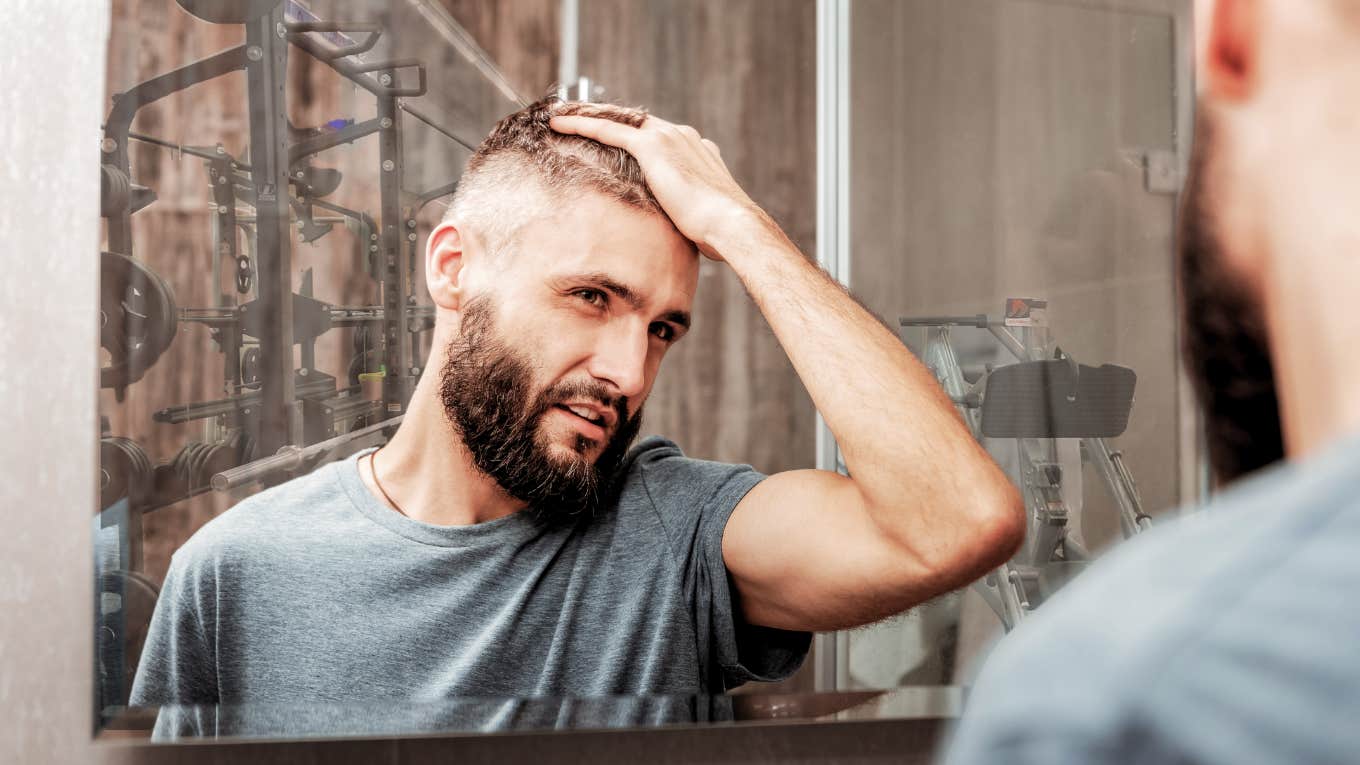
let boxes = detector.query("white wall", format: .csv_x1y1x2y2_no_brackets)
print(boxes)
0,1,109,763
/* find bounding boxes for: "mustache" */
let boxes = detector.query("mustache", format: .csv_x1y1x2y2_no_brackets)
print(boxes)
534,380,629,427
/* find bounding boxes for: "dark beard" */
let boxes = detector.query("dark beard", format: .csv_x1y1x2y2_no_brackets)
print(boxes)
1178,117,1284,485
438,297,643,524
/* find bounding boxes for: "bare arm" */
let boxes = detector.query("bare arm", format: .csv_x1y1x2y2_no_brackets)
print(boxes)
551,114,1024,631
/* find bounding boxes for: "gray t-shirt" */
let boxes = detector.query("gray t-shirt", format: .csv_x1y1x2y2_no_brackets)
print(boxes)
944,431,1360,765
129,436,809,706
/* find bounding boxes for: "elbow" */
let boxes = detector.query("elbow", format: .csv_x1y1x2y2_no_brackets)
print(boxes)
930,481,1027,585
979,482,1026,569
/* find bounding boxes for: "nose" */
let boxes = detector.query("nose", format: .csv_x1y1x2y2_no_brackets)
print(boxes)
588,320,650,401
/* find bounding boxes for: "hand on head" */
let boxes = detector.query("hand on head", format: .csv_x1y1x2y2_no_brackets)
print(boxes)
549,113,755,261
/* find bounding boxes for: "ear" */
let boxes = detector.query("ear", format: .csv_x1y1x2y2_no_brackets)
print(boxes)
1204,0,1261,104
425,220,471,310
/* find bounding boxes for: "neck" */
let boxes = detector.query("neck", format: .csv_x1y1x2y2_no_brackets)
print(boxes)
1262,234,1360,461
360,363,527,526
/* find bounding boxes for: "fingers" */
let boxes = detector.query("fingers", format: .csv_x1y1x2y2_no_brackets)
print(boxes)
549,115,641,151
552,113,723,164
646,117,724,163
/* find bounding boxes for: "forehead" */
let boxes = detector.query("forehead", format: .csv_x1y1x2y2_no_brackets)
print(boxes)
510,191,700,309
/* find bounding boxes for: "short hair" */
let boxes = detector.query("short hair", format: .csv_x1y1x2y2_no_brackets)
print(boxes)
443,96,663,255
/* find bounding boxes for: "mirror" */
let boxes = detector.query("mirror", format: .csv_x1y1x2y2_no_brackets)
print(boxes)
95,0,1194,743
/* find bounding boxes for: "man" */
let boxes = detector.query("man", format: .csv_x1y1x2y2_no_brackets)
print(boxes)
945,1,1360,762
131,97,1023,705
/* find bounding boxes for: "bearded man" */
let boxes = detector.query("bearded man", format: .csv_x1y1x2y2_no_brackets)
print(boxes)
944,1,1360,762
131,97,1023,705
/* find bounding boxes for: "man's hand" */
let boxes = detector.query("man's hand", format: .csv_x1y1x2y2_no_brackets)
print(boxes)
549,114,757,261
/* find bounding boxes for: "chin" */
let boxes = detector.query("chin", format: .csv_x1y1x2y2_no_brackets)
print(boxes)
542,430,602,464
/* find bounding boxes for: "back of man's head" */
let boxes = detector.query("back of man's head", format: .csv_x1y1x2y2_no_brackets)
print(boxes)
1183,0,1360,480
444,96,662,256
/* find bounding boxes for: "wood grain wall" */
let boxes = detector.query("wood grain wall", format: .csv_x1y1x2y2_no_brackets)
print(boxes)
578,0,819,476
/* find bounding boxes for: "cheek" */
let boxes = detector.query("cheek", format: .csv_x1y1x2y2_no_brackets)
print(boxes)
633,348,669,407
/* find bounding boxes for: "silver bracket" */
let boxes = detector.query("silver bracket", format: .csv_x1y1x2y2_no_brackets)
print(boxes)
1144,148,1182,195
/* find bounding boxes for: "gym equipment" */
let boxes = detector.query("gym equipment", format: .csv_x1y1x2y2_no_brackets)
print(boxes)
95,568,160,714
93,0,529,726
100,437,154,510
92,3,519,726
100,251,178,393
176,0,282,25
900,305,1150,630
97,0,468,515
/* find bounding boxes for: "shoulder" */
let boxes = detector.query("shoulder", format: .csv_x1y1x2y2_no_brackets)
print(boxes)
170,459,351,575
622,436,765,498
950,442,1360,762
623,435,687,468
613,436,765,547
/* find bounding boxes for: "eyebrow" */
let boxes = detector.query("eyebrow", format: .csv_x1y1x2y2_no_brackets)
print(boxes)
569,272,692,330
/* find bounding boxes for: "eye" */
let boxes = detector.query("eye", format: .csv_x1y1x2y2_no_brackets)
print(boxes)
650,322,676,342
573,288,606,307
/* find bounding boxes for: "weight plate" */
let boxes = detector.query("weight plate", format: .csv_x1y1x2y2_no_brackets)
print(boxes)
100,251,178,390
99,439,132,509
241,347,262,387
99,436,151,508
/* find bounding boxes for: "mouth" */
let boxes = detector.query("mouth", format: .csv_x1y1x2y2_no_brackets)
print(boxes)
552,403,610,440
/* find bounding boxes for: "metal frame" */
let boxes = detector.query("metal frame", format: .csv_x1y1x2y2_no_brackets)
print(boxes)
101,46,249,259
244,6,297,457
377,88,414,416
559,0,580,88
813,0,851,693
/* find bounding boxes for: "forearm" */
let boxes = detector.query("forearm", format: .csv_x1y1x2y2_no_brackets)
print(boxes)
714,208,1021,559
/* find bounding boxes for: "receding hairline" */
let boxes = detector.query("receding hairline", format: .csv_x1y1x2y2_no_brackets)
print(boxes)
442,162,684,258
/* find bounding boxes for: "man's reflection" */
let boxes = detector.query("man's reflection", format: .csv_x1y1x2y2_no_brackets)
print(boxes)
130,97,1023,712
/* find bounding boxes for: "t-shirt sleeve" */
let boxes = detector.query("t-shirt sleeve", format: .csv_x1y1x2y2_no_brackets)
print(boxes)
633,437,811,690
128,547,220,707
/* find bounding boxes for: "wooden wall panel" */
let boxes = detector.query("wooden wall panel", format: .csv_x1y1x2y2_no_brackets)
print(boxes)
442,0,560,100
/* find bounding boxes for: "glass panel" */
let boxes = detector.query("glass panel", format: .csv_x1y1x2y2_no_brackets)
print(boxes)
93,0,1191,740
95,0,824,735
843,0,1187,688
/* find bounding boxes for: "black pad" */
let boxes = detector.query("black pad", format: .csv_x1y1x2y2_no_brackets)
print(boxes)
981,360,1136,439
176,0,281,24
